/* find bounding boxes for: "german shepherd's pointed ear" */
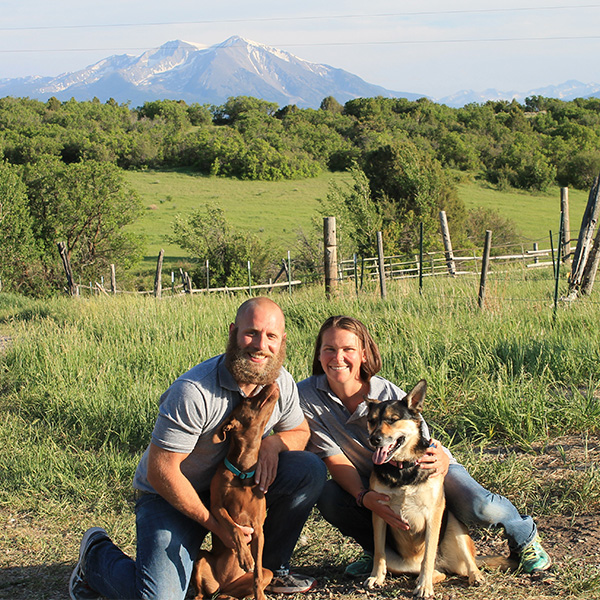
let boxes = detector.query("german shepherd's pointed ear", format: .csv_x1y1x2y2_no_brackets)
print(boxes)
404,379,427,413
213,416,240,443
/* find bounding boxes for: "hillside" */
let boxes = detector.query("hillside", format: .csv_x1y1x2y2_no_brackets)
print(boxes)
125,170,589,262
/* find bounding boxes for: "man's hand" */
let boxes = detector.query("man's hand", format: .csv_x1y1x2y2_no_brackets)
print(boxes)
416,439,449,477
255,435,282,493
363,490,410,531
213,520,255,549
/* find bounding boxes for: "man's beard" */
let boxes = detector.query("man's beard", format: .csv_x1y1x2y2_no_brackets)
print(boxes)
225,329,286,385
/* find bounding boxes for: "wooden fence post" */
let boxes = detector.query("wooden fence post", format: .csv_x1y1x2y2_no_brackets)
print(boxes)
569,174,600,296
324,217,338,298
478,230,492,308
439,211,456,275
179,268,188,294
560,187,571,263
57,242,77,296
377,231,387,299
110,264,117,294
154,249,164,298
581,229,600,295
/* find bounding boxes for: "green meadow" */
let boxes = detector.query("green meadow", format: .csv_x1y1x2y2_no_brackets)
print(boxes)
1,276,600,599
125,170,351,261
125,169,590,267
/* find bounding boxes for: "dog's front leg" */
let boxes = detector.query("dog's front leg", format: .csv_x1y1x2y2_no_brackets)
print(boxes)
252,524,267,600
412,500,444,598
215,506,255,572
365,513,388,588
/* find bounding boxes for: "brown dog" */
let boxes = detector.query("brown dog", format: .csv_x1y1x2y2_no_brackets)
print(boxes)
365,380,489,598
192,383,280,600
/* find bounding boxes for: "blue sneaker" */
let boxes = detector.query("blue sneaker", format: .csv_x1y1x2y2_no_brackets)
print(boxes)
69,527,109,600
519,535,551,573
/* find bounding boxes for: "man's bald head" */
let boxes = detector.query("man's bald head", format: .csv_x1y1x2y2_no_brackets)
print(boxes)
234,297,285,330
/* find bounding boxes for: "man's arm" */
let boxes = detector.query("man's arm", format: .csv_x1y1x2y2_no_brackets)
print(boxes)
254,418,310,492
146,442,253,547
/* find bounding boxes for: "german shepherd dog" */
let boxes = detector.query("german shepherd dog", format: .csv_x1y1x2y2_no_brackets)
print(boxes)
364,380,485,598
192,383,279,600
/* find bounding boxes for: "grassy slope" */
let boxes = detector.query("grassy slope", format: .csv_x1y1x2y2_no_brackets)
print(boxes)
124,169,351,261
458,182,588,245
126,169,591,264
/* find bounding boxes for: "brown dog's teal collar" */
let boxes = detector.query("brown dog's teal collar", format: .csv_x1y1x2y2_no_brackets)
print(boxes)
224,457,256,480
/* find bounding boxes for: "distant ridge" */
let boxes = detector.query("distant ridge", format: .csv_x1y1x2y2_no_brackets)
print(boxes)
437,79,600,107
0,37,423,109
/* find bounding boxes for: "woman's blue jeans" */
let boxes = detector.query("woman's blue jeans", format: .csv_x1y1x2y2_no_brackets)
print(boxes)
85,450,326,600
317,463,537,556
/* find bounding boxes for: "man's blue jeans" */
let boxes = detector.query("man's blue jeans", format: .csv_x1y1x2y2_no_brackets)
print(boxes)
85,450,326,600
317,463,537,555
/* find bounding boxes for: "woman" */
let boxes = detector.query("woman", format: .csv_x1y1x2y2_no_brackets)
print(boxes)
298,315,550,579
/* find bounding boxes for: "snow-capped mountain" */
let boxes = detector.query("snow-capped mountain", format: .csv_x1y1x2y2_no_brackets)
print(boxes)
1,37,598,109
0,37,422,108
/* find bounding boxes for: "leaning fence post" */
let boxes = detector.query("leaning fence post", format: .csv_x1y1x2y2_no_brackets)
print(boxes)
324,217,338,299
287,250,292,294
569,174,600,296
439,211,456,275
57,242,77,296
154,249,164,298
478,230,492,309
377,231,387,299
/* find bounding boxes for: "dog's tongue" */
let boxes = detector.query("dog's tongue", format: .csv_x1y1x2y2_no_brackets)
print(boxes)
372,444,394,465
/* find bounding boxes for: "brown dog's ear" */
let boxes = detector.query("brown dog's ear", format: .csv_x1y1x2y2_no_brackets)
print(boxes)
213,417,239,443
404,379,427,413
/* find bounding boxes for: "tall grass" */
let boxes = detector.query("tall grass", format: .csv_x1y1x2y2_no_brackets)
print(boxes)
1,277,599,516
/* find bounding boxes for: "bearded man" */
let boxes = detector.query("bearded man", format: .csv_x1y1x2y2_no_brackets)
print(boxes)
70,297,326,600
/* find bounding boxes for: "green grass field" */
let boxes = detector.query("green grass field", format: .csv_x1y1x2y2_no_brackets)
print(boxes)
1,279,600,599
458,182,588,245
125,169,590,267
125,169,351,261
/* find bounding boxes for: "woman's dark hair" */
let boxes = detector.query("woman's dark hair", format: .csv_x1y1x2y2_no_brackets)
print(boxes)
311,315,382,381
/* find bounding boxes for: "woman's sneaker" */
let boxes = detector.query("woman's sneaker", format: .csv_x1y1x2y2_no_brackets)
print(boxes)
266,569,317,593
519,535,551,573
344,552,374,578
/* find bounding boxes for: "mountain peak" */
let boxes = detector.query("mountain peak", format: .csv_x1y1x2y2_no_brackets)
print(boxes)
0,37,419,108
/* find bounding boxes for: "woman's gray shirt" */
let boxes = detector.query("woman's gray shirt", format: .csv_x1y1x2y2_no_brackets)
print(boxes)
298,373,454,480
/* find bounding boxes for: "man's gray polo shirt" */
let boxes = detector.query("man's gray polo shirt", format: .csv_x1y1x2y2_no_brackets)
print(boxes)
134,354,305,494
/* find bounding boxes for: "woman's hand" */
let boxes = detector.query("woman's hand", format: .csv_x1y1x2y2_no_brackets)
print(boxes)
362,490,410,531
416,439,449,477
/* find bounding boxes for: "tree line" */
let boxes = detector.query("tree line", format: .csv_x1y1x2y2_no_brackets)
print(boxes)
3,94,600,189
1,93,599,295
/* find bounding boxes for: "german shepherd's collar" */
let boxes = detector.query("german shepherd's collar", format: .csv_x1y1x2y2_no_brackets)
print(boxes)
365,379,487,598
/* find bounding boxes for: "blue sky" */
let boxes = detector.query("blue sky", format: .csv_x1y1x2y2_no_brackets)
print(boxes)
1,0,599,98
